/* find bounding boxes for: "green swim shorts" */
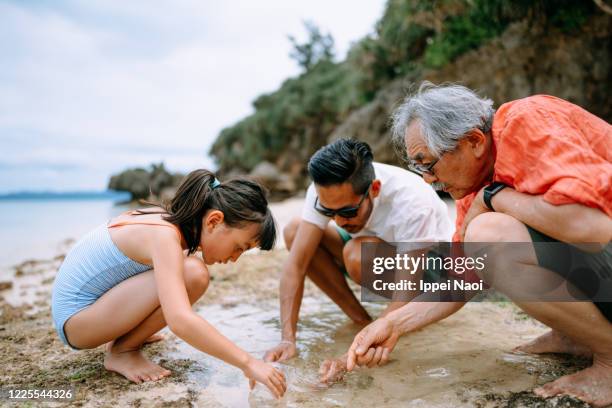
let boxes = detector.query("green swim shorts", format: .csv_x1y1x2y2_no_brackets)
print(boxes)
334,226,351,278
335,225,352,245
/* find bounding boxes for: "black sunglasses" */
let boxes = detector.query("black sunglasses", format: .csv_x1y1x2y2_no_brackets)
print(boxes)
314,184,371,219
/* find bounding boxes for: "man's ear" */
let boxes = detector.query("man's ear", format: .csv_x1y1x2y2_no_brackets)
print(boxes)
370,179,382,198
204,210,225,231
465,129,488,158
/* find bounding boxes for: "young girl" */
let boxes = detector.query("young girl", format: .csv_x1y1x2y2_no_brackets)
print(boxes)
51,169,286,398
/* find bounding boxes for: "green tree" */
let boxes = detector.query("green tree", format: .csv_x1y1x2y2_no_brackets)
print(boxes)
289,21,335,71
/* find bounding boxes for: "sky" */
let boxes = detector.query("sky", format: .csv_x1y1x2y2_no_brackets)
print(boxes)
0,0,387,193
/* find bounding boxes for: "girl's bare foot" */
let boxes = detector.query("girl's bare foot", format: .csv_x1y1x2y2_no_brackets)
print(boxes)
513,330,592,357
101,333,164,352
144,333,165,344
534,354,612,407
104,341,171,383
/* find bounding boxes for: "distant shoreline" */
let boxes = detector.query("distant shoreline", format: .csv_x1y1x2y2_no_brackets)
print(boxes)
0,190,131,201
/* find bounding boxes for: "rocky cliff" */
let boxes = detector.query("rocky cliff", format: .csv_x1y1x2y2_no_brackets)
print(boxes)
210,2,611,199
331,14,611,168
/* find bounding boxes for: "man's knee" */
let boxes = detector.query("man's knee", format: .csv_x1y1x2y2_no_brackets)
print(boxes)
343,240,362,281
464,213,541,285
343,237,384,282
283,217,301,249
464,212,530,243
183,256,210,296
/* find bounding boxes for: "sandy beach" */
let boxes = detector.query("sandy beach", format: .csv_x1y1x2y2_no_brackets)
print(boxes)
0,198,594,407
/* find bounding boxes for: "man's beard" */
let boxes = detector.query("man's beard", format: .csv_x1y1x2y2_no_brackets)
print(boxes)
431,182,447,191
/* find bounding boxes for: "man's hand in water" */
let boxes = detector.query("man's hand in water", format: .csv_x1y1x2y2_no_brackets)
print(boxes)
346,317,400,371
319,356,347,384
263,341,297,363
243,357,287,399
320,350,389,384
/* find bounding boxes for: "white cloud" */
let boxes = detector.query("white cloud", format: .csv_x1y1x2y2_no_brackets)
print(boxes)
0,0,386,192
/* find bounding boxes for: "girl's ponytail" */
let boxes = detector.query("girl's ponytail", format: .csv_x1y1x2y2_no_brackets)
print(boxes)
161,169,216,253
157,169,275,254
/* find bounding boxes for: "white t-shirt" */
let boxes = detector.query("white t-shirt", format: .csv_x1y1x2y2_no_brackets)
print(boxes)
301,162,453,243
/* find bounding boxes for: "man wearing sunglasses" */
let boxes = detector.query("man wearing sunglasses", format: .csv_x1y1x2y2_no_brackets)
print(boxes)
343,82,612,406
263,138,453,375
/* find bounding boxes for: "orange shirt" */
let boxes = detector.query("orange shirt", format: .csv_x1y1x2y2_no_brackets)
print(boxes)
453,95,612,242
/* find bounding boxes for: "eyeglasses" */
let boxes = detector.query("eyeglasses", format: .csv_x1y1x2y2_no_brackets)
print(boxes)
407,157,440,177
407,124,492,177
314,184,370,219
406,150,450,177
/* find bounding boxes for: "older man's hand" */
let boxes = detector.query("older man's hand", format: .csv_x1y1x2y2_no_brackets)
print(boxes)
459,186,492,241
346,317,399,371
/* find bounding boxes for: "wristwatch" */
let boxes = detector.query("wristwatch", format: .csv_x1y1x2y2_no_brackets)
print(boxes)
483,182,507,211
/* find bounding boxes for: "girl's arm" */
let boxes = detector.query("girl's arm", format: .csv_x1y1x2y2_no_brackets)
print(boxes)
150,229,286,398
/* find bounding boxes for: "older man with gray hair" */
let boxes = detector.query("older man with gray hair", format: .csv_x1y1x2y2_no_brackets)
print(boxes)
343,82,612,406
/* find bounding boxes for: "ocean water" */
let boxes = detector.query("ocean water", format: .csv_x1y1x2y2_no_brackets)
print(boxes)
0,194,130,279
0,195,456,281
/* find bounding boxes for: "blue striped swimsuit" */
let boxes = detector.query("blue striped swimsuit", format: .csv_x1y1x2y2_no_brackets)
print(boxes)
51,218,163,348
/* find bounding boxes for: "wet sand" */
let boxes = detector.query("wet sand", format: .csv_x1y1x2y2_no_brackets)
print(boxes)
0,247,593,407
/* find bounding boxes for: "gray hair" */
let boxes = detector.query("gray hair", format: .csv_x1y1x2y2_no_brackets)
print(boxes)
391,82,495,159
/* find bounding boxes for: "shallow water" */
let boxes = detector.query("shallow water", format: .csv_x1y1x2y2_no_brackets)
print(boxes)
153,296,547,407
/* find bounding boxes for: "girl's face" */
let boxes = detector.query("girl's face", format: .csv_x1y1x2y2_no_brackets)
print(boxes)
199,210,259,265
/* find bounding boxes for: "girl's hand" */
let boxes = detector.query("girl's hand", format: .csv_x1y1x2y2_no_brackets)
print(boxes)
243,357,287,399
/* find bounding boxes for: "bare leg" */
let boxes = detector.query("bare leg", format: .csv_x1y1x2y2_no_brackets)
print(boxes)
534,358,612,407
513,329,592,357
342,236,416,306
466,213,612,407
64,256,209,383
284,218,371,324
342,236,385,284
517,303,612,407
143,333,165,344
103,331,164,356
